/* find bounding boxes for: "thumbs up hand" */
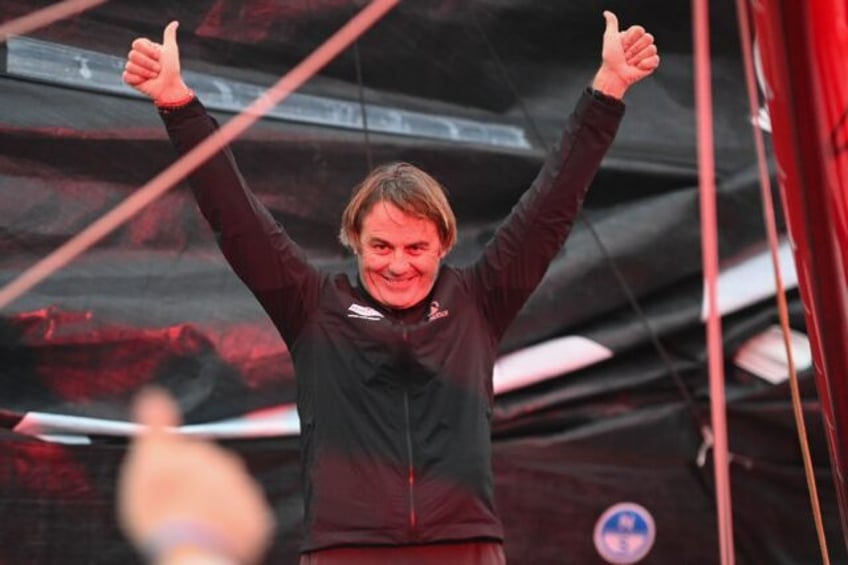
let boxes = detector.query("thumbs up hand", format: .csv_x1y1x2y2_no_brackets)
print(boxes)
123,21,193,105
592,11,660,99
118,388,275,565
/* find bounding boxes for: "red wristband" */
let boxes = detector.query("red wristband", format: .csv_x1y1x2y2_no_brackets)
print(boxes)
155,89,196,110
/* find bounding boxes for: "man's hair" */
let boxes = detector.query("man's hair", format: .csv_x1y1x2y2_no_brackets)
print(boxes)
339,162,457,253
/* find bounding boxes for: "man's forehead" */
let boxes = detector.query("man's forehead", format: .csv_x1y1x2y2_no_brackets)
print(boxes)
361,203,438,233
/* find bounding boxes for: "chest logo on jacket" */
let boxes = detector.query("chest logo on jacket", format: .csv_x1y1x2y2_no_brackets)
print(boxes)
427,301,449,322
346,303,384,321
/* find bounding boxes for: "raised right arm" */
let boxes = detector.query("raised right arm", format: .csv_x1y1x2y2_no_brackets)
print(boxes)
123,21,321,344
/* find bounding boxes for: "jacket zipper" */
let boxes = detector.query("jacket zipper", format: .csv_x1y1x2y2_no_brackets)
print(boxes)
404,390,417,534
401,323,417,535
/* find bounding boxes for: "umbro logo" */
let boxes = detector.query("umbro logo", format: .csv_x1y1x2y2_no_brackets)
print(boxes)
347,303,384,321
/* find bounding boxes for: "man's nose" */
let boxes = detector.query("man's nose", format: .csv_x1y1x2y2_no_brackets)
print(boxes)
387,251,410,273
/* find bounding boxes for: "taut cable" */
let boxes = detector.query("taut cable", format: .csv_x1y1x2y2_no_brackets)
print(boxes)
734,1,831,563
0,0,108,43
693,0,736,562
0,0,399,310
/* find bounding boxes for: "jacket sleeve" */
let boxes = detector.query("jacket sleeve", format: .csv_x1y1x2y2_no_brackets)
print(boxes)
159,98,321,345
467,88,625,341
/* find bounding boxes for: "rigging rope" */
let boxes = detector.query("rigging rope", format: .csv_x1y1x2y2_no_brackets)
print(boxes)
0,0,399,310
693,0,735,562
352,35,374,172
734,1,831,562
0,0,107,42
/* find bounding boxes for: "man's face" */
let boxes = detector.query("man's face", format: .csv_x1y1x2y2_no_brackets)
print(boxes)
356,201,445,310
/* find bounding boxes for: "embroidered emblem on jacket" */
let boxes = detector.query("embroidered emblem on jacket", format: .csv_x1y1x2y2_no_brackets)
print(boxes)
347,303,384,321
427,300,449,322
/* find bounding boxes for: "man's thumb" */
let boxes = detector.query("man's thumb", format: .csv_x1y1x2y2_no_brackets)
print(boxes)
133,387,182,432
162,20,179,51
603,10,619,38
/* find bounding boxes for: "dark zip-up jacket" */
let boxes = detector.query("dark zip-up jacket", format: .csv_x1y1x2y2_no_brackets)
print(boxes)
160,88,624,552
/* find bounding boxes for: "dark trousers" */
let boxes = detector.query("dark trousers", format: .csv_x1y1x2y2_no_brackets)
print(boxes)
299,542,507,565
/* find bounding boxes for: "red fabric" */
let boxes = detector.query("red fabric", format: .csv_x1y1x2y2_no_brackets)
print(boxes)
299,542,505,565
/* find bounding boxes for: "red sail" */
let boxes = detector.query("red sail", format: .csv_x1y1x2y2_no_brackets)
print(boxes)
751,0,848,546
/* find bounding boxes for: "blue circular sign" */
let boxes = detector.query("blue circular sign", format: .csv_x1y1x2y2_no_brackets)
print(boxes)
593,502,656,564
